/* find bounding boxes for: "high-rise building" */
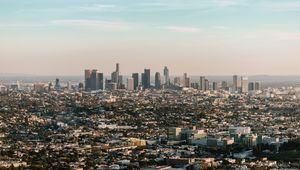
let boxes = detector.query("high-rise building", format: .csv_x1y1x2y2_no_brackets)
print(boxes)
85,69,103,91
143,69,151,89
163,66,170,86
205,79,209,91
255,82,261,91
55,78,61,91
221,81,228,90
174,77,181,87
233,75,238,92
155,72,161,89
191,83,199,89
78,82,84,90
185,77,191,88
212,82,218,91
98,73,104,90
127,77,134,91
241,76,249,93
111,63,121,89
248,82,255,91
118,75,123,89
85,69,92,91
132,73,139,90
90,69,99,91
116,63,119,73
199,76,206,91
141,73,145,88
111,72,118,84
183,73,187,85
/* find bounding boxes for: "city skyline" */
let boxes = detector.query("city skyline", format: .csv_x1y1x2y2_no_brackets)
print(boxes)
1,0,300,75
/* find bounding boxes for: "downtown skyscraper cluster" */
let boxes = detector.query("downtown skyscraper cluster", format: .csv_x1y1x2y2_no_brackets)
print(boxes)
84,63,171,91
84,63,261,93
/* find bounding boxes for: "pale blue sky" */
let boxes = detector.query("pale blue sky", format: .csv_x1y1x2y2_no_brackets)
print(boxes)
0,0,300,75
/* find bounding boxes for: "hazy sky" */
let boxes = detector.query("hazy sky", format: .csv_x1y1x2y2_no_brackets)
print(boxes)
0,0,300,76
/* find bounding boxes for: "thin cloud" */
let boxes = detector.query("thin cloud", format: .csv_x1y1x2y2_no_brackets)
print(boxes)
79,4,118,12
161,26,202,33
212,26,230,30
139,0,243,11
266,1,300,12
0,23,46,29
51,19,136,30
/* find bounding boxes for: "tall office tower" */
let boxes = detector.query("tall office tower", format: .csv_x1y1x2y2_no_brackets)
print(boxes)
199,76,206,90
241,76,249,93
107,83,117,91
183,73,187,87
132,73,139,90
163,66,170,86
212,82,218,91
255,82,261,91
233,75,238,92
174,77,181,86
141,73,145,88
143,69,151,89
186,77,191,88
116,63,119,73
90,69,99,90
191,83,199,89
55,78,61,91
111,63,120,88
248,82,255,91
127,77,134,91
98,73,104,90
78,82,84,89
118,75,123,89
205,79,209,91
105,79,111,89
111,72,118,84
155,72,161,89
67,81,71,90
85,69,92,91
221,81,228,90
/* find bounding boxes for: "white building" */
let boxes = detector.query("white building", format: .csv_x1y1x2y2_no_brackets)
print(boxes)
229,127,251,135
127,77,134,91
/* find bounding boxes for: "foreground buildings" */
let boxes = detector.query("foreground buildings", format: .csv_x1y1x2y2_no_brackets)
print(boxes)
0,65,300,169
0,84,300,169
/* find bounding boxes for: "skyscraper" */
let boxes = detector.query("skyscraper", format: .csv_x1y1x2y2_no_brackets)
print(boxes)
185,77,191,88
85,69,92,91
241,76,249,93
132,73,139,90
183,73,189,87
199,76,206,91
233,75,238,92
141,73,145,88
98,73,104,90
155,72,161,89
221,81,228,90
174,77,181,87
55,78,61,91
205,79,209,91
248,82,255,91
111,63,121,89
212,82,218,91
163,66,170,87
111,72,118,84
127,77,134,91
90,69,99,91
255,82,261,91
143,69,151,89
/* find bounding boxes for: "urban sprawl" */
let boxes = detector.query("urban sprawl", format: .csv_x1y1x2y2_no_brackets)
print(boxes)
1,64,300,169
